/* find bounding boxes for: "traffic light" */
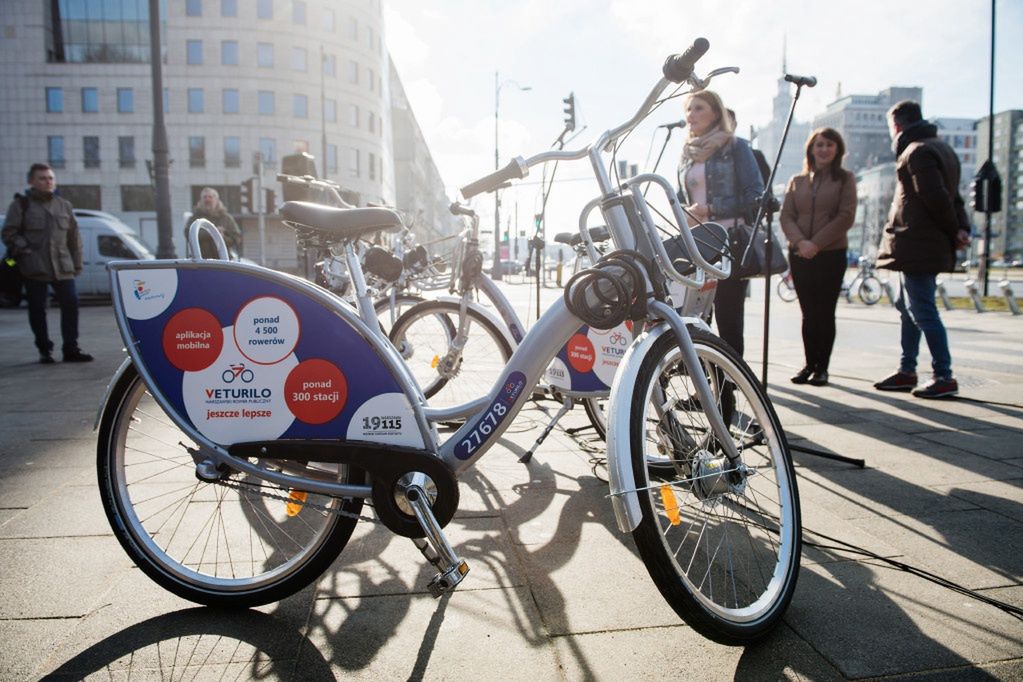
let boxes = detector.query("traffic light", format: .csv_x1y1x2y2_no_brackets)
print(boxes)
264,188,275,213
562,92,576,132
970,161,1002,213
240,177,255,213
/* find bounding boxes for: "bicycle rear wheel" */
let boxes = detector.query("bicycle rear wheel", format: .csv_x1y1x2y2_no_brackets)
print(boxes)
627,329,800,644
389,300,513,409
97,364,364,608
857,276,883,305
776,279,796,303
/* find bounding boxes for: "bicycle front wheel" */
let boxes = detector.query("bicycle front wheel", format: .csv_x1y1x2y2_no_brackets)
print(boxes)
374,293,426,334
776,279,797,303
97,364,364,608
389,300,513,408
628,329,801,644
857,276,883,305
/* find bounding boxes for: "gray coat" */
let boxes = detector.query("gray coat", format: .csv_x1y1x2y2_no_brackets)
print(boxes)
2,192,82,282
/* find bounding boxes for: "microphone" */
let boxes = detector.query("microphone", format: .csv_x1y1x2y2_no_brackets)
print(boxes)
658,120,687,130
784,74,817,88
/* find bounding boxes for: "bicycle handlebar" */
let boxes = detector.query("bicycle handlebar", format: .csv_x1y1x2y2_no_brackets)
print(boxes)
662,37,710,83
459,157,529,200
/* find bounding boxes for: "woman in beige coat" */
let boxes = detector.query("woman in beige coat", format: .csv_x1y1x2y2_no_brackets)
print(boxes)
780,128,857,386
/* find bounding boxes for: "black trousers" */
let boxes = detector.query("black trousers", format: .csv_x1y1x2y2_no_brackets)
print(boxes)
713,277,748,356
789,249,846,372
24,278,80,355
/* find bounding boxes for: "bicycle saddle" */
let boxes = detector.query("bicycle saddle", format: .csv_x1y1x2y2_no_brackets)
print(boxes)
280,201,403,240
662,221,728,277
553,226,611,247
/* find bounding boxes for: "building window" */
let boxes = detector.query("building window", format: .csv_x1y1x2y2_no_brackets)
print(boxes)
347,60,358,84
221,40,238,65
291,47,307,72
258,90,275,115
367,26,374,50
323,53,336,77
188,88,204,113
368,111,376,134
118,136,135,168
347,17,358,40
257,42,274,68
221,0,237,17
346,147,360,178
293,94,308,118
189,136,206,168
80,88,99,113
224,136,241,167
118,88,134,113
222,89,239,114
324,8,336,31
368,68,375,92
121,185,155,212
259,138,277,167
292,0,306,24
186,0,202,16
46,87,63,113
368,152,376,180
83,136,101,169
186,40,203,65
59,185,102,211
327,144,338,173
257,0,273,19
325,98,337,123
347,104,359,127
48,136,65,168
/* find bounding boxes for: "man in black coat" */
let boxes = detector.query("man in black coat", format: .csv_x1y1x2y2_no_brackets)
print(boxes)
874,101,970,399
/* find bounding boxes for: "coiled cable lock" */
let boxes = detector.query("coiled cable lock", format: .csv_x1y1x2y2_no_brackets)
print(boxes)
563,250,651,329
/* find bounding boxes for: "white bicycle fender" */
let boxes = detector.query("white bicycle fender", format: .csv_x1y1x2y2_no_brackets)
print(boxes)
606,317,709,533
433,296,518,349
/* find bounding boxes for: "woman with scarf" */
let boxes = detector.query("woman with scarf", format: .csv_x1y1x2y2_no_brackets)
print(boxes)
780,128,857,387
677,91,764,356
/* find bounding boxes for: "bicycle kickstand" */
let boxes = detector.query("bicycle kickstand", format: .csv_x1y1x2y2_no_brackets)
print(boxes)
405,483,470,597
519,396,573,464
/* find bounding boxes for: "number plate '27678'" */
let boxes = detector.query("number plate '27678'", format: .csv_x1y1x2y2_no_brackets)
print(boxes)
454,371,527,460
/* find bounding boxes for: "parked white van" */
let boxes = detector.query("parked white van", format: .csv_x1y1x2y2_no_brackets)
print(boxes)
0,208,154,297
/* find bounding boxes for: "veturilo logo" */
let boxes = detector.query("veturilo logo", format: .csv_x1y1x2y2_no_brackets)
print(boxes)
133,279,150,300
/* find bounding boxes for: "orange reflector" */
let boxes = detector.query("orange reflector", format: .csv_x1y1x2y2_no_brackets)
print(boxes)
431,355,440,368
660,485,681,525
286,490,308,517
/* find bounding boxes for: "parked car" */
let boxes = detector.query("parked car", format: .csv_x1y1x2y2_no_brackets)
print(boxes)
0,208,154,298
486,259,523,276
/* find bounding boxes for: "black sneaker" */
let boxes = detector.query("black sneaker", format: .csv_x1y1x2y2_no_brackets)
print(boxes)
63,349,94,363
912,377,958,399
874,371,917,392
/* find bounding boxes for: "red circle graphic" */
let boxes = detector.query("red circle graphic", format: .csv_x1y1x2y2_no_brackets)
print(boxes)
566,334,596,373
162,308,223,371
284,359,348,425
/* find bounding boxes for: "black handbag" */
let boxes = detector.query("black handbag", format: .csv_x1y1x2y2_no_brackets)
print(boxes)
727,221,788,280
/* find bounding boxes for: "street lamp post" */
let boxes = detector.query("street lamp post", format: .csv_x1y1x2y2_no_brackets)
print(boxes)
493,72,530,281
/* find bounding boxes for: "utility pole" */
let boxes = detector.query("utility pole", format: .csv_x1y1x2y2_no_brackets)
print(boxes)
979,0,998,296
148,0,175,258
254,152,266,265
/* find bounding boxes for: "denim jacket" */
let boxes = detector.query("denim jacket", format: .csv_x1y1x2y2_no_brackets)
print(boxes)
678,137,764,224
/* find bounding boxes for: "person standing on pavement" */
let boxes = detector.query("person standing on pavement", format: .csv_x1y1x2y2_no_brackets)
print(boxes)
874,101,971,399
185,187,242,259
677,91,764,356
780,128,857,387
2,163,93,364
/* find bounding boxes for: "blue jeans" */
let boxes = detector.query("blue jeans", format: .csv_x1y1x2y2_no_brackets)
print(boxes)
894,273,952,379
24,278,80,355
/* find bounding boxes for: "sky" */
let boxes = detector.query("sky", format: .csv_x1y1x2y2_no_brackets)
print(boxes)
385,0,1023,252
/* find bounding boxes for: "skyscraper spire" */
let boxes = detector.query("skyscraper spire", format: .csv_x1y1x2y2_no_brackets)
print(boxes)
782,33,787,75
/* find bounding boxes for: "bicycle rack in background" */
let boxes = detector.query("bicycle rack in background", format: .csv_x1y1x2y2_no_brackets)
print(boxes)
999,280,1022,315
964,279,987,312
935,279,955,311
880,279,897,307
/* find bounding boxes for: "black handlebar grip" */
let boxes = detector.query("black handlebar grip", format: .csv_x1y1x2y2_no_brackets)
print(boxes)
460,158,526,200
663,38,710,83
449,202,475,217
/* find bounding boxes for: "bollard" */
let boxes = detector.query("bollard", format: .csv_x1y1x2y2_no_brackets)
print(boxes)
999,280,1021,315
964,279,986,312
935,279,955,311
881,279,897,307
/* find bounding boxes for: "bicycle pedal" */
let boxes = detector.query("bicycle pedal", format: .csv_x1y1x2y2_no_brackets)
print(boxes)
427,560,470,598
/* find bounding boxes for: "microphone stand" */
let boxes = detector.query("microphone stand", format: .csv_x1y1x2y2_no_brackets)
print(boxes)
740,75,865,469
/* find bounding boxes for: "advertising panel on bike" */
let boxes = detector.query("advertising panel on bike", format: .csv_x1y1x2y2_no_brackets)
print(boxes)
545,320,632,392
111,263,424,448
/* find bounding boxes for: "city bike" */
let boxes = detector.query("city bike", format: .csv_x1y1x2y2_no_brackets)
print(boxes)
776,269,797,302
95,41,800,645
842,256,883,305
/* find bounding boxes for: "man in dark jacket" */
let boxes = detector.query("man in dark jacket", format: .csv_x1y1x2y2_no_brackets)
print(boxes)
2,164,93,364
874,101,970,398
184,187,242,259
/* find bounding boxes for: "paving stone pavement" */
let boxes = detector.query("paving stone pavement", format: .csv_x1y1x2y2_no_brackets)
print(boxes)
1,284,1022,680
